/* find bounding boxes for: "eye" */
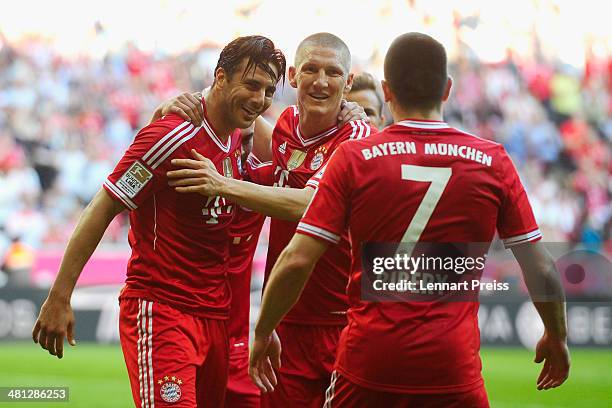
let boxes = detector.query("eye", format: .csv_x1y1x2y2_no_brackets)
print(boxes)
245,82,259,91
364,109,376,116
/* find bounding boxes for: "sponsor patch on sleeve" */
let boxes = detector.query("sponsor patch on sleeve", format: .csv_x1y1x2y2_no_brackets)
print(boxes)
116,161,153,198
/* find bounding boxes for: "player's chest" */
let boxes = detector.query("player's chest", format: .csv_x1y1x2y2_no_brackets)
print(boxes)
168,143,242,227
272,138,338,188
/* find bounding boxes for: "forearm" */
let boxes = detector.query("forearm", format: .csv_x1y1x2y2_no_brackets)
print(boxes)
49,190,123,301
220,179,312,221
254,249,313,338
513,243,567,338
533,302,567,339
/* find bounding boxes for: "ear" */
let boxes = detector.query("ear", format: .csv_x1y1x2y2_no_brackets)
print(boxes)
381,79,393,103
442,76,452,102
214,67,228,89
344,72,354,94
288,66,298,89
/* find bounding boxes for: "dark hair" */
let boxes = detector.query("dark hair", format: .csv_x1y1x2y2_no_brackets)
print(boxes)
384,32,448,112
350,72,384,114
215,35,286,85
295,32,351,74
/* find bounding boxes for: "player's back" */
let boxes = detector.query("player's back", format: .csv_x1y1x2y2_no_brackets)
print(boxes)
302,119,540,393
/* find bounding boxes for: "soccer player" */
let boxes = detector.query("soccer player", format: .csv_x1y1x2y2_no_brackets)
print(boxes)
153,79,365,408
250,32,570,407
32,36,286,407
166,33,375,407
345,72,385,129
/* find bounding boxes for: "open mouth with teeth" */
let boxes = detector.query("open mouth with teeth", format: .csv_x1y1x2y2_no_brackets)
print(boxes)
308,93,329,101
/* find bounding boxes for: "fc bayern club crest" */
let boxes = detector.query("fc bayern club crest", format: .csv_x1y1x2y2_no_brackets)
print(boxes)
310,146,328,171
158,376,182,403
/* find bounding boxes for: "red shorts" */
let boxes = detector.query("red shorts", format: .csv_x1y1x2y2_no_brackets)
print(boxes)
225,348,260,408
324,371,490,408
119,298,229,407
261,322,344,408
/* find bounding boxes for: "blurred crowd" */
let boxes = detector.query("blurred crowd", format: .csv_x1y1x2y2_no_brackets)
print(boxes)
0,36,610,281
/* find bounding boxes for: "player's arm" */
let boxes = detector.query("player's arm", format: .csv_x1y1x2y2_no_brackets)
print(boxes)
249,234,329,392
168,149,314,221
251,116,274,161
32,189,125,358
511,241,570,390
148,91,274,160
150,94,367,162
149,92,204,126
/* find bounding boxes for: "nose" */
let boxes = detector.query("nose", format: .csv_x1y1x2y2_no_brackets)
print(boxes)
250,89,266,110
313,69,328,89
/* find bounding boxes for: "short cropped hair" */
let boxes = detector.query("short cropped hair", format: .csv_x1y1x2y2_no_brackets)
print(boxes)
350,72,384,114
215,35,286,84
384,32,447,111
294,33,351,74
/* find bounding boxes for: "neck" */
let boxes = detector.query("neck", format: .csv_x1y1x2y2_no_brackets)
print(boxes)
297,103,340,139
390,104,444,123
205,88,234,142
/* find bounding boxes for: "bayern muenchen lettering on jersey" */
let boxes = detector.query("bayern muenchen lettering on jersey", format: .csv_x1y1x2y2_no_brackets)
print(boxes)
104,103,242,318
266,106,374,325
227,153,271,356
297,119,541,392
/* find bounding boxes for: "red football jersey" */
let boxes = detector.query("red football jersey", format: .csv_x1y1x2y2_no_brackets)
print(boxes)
226,154,270,356
265,106,375,325
104,102,242,319
297,119,541,393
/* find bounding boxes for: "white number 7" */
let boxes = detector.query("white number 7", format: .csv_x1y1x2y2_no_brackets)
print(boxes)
400,165,452,243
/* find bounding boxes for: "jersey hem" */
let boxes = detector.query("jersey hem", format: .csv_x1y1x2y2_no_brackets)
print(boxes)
119,290,229,320
282,316,347,326
335,366,484,394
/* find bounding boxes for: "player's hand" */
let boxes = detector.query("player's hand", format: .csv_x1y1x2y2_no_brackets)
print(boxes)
150,92,203,126
534,331,570,390
249,331,281,393
337,99,369,126
32,296,77,359
168,149,226,196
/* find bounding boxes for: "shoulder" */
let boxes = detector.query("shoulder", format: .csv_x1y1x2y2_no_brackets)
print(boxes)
138,113,196,142
339,119,376,140
448,126,503,150
271,106,298,138
278,105,299,123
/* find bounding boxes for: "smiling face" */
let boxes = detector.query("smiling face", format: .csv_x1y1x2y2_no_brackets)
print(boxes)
347,88,384,128
289,46,353,119
217,58,280,129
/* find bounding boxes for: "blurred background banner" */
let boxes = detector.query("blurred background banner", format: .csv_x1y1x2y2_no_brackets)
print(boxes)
2,286,611,348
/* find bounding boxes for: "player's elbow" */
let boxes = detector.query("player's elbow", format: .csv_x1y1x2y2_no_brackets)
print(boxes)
277,245,315,278
289,202,308,222
288,188,314,222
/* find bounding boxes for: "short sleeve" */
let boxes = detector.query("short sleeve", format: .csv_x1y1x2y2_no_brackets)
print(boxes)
496,146,542,247
296,145,351,244
245,153,274,185
103,117,195,210
305,162,327,189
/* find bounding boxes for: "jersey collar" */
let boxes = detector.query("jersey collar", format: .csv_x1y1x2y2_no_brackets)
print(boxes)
397,119,450,130
201,97,231,153
295,124,338,147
